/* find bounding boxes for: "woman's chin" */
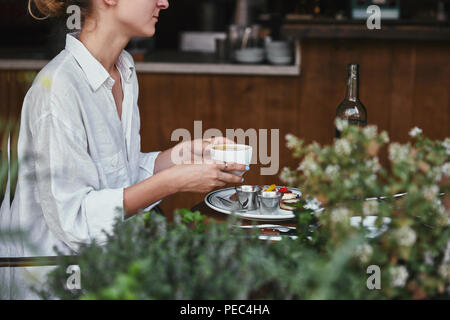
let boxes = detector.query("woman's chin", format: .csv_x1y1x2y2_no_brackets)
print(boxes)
140,26,156,37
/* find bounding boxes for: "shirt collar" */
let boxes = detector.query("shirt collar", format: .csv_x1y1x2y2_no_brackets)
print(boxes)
116,52,135,83
65,32,135,92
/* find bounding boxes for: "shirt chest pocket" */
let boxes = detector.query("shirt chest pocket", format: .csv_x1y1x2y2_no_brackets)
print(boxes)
95,150,130,188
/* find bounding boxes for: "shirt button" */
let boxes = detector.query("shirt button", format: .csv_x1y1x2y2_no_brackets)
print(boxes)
106,78,115,89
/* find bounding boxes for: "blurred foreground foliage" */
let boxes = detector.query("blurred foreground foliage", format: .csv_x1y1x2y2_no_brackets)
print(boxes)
40,123,449,300
40,211,381,300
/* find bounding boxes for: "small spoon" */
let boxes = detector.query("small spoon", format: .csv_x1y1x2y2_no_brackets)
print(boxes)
217,196,247,213
241,27,252,49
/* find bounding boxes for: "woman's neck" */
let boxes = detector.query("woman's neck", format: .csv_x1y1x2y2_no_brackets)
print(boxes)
79,18,130,74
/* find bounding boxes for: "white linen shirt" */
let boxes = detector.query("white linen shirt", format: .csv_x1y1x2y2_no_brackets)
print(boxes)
9,33,161,258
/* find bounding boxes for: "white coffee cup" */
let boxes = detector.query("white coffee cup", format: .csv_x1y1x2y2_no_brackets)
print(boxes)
210,144,252,176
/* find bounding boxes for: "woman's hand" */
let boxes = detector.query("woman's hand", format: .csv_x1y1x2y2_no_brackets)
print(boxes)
172,137,235,164
154,136,235,174
166,161,247,193
194,136,235,162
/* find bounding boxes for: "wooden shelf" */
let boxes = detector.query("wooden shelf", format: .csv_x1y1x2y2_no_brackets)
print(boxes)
0,42,302,77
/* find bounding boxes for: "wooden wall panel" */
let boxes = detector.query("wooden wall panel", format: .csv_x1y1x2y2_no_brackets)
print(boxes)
389,42,416,143
412,42,450,141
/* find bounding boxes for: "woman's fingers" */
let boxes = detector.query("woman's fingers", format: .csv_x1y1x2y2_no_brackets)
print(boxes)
210,136,235,146
215,162,247,173
203,137,234,156
215,180,227,188
217,171,243,184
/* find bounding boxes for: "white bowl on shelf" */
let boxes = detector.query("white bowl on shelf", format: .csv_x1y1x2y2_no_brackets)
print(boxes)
235,48,265,64
266,49,291,58
267,55,293,65
265,41,290,51
265,40,293,63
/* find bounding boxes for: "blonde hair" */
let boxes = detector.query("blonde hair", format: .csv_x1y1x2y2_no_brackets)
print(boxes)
28,0,66,20
28,0,91,21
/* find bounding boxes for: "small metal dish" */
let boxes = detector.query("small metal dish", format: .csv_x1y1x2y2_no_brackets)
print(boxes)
235,185,261,210
257,191,283,215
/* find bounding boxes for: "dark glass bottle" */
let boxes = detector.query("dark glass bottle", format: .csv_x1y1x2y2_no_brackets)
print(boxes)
335,64,367,138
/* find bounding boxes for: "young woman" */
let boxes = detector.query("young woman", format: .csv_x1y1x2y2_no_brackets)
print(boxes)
4,0,247,298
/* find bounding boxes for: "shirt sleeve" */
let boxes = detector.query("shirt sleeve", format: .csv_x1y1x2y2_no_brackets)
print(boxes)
32,113,124,252
138,151,163,212
139,151,161,181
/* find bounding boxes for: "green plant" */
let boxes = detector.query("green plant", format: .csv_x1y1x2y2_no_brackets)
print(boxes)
39,211,385,300
280,120,450,298
175,208,207,233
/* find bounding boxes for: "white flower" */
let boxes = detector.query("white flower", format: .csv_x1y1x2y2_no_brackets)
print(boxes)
343,179,353,189
443,138,450,156
390,266,409,288
366,157,381,173
364,174,377,186
424,251,435,266
394,226,417,247
354,244,373,264
443,241,450,263
279,167,296,185
304,198,322,211
409,127,423,138
335,118,349,131
298,155,319,177
429,167,443,183
422,185,439,201
324,164,340,180
433,198,446,212
285,134,297,149
310,141,321,150
432,198,447,215
442,163,450,177
388,143,409,163
334,139,352,156
331,207,350,223
435,204,450,227
350,172,360,181
438,263,450,281
363,200,379,216
380,131,390,144
363,125,378,140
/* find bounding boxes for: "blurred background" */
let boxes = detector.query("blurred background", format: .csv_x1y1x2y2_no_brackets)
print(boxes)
1,0,449,216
